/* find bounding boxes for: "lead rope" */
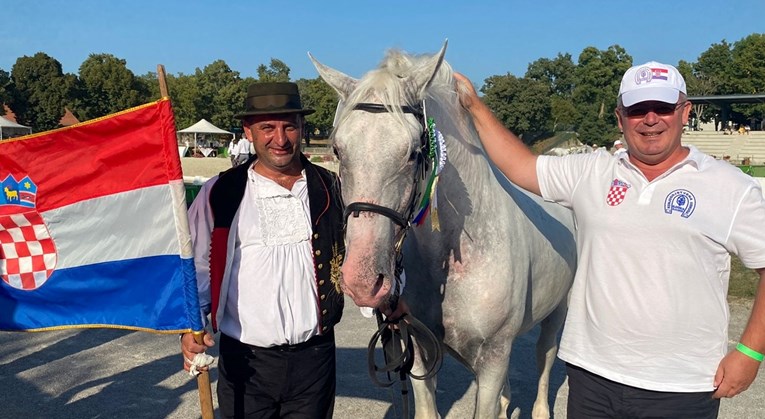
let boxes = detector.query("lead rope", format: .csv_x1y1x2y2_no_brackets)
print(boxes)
361,100,444,417
367,253,443,418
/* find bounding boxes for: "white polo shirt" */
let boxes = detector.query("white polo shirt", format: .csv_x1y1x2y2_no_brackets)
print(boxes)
537,146,765,392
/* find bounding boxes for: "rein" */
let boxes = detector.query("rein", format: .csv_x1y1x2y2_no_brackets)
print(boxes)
344,101,443,417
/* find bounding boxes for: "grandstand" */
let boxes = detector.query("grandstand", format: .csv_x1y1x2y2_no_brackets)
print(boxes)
682,130,765,165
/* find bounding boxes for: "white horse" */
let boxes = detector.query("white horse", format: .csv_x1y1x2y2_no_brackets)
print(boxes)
311,43,577,418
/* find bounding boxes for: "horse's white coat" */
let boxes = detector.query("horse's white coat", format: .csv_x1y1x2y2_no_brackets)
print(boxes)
312,44,577,419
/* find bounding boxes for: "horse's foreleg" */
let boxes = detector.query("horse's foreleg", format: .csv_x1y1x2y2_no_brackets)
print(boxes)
473,348,511,419
499,383,513,419
532,305,566,419
410,337,440,419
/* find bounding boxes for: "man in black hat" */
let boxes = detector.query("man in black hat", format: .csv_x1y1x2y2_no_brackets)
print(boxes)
181,82,345,419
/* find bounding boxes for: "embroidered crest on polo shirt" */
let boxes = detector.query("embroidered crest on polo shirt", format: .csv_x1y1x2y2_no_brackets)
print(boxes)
664,189,696,218
606,179,631,206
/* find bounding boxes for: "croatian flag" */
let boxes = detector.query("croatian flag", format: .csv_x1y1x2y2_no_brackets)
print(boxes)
0,99,203,333
651,68,669,80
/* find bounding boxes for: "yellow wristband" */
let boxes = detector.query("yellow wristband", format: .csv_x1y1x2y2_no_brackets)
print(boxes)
736,343,764,362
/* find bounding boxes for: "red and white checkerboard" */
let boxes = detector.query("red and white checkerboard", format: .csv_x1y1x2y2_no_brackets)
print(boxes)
606,185,628,206
0,211,57,290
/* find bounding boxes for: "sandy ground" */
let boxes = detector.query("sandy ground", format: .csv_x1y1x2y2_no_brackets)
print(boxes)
0,157,761,418
180,157,235,180
180,156,338,181
1,298,762,418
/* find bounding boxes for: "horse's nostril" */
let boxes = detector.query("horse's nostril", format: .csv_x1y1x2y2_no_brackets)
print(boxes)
372,274,385,295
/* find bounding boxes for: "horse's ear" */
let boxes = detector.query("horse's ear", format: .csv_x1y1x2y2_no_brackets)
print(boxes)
411,40,448,99
309,52,358,101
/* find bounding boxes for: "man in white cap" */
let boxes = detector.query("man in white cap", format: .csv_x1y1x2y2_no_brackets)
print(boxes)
453,62,765,418
612,139,627,157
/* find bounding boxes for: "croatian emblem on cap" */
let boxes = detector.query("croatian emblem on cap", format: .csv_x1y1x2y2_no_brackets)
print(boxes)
606,179,631,206
664,189,696,218
635,66,669,85
0,174,57,290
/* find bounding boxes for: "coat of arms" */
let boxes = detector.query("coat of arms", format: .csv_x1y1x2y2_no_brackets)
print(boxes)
0,175,57,290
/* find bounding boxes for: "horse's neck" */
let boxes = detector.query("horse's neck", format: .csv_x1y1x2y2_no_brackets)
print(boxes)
430,101,502,209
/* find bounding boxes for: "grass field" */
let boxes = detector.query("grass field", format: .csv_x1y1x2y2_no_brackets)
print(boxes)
730,254,762,299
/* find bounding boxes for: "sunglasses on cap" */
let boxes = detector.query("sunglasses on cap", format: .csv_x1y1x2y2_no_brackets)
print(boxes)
622,102,686,118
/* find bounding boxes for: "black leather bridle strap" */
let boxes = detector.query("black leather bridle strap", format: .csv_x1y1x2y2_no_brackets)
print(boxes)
353,103,423,119
344,100,444,418
345,202,409,229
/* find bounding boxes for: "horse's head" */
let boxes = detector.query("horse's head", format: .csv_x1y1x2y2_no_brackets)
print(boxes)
310,42,447,310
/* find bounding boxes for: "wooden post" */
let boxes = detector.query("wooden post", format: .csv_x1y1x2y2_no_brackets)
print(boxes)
157,64,215,419
157,64,170,98
193,332,215,419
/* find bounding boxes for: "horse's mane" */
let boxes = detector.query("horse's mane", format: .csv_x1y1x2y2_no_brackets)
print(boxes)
335,50,457,127
333,49,483,163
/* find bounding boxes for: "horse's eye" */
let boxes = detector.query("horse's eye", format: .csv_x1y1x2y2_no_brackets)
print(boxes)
409,150,419,162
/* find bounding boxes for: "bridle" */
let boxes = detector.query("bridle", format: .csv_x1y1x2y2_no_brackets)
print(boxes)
341,102,443,416
343,102,431,311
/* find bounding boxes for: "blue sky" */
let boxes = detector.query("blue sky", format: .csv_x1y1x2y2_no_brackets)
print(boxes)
1,0,763,86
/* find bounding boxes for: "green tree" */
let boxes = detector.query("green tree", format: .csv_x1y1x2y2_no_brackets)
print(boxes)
257,59,291,82
195,60,243,129
550,96,578,132
0,68,12,115
730,34,765,121
481,73,551,142
136,71,161,101
677,60,716,126
76,53,148,120
696,40,735,95
731,33,765,94
526,53,577,131
572,45,632,145
165,73,200,130
296,77,339,137
10,52,77,131
526,53,577,97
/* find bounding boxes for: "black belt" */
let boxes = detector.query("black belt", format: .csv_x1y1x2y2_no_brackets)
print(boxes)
221,330,334,353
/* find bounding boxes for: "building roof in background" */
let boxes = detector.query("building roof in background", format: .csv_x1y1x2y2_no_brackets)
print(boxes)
688,94,765,105
60,108,80,127
2,104,18,123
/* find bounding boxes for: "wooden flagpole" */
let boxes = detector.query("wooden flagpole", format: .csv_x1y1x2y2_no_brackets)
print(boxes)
156,64,215,419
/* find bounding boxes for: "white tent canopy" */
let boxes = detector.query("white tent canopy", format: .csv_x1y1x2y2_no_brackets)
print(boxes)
178,119,234,136
177,119,234,157
0,115,33,139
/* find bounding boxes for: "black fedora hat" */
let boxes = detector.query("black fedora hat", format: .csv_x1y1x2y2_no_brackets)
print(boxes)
234,82,315,119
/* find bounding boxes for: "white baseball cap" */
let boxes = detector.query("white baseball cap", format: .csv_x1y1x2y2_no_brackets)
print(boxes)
613,140,623,146
619,61,686,107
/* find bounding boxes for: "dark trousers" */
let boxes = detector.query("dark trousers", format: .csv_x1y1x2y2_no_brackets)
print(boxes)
217,332,336,419
566,363,719,419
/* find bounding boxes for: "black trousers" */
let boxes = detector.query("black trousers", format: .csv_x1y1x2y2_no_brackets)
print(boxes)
217,332,336,419
566,363,720,419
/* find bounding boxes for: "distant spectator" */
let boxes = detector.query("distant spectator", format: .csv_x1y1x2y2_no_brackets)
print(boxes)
227,138,238,167
612,139,627,157
234,135,251,166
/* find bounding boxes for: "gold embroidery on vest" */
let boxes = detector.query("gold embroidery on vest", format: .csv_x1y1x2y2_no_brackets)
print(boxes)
330,243,344,294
